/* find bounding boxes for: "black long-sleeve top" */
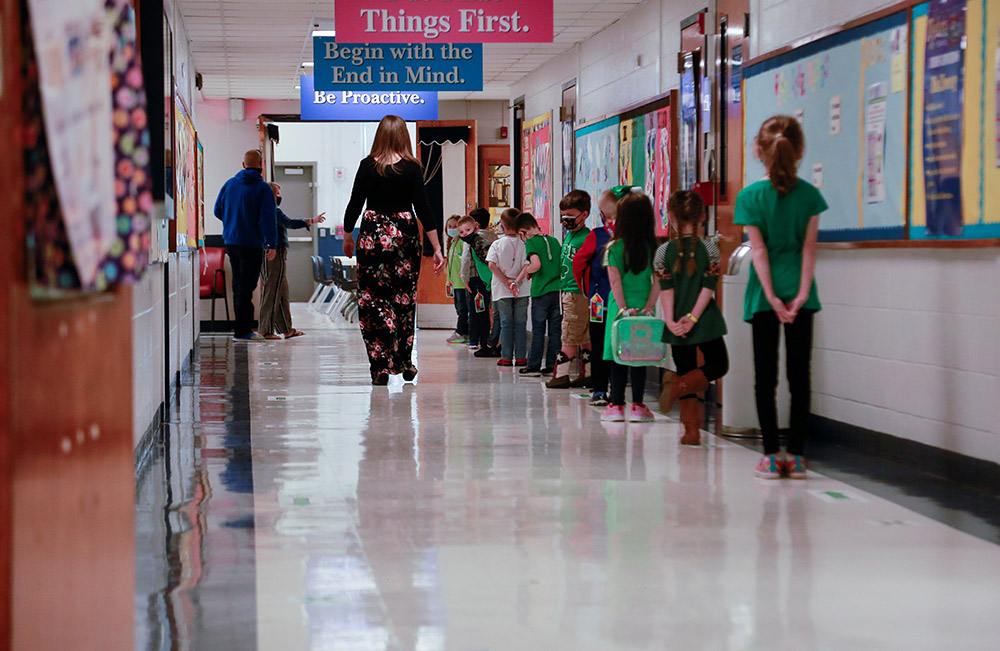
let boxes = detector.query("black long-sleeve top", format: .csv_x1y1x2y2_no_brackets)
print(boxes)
343,156,435,233
276,208,309,249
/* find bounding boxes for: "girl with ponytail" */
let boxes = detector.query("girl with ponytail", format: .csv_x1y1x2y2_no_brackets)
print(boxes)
653,190,729,446
735,115,828,479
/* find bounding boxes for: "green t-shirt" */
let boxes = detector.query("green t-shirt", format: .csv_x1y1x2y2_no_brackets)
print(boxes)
561,227,591,293
653,237,727,345
734,179,828,322
602,239,654,361
447,240,466,290
524,234,562,297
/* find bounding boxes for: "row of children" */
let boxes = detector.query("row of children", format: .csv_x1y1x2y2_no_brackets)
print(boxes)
444,115,824,479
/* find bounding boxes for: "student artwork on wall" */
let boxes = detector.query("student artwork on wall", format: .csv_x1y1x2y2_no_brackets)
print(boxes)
528,113,553,231
574,116,619,228
174,96,198,249
649,107,673,235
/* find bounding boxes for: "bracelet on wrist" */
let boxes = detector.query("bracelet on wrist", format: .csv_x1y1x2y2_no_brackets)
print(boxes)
686,312,699,323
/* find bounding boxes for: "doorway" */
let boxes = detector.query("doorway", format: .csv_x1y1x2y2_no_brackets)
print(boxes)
273,163,317,302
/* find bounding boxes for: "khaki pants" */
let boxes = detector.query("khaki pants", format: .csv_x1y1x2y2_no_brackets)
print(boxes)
259,247,293,335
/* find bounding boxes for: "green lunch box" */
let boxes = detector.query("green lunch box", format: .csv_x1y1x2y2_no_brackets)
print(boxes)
610,315,667,366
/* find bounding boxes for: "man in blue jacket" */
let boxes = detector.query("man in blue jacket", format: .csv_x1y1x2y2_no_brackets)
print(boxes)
214,150,278,341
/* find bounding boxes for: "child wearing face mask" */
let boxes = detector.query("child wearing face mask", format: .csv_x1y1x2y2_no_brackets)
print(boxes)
572,187,622,405
457,212,499,353
444,215,469,344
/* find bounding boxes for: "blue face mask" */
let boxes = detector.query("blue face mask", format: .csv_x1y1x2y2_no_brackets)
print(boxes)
446,228,459,238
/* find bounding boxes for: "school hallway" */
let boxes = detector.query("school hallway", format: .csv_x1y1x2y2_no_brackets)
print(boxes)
134,305,1000,650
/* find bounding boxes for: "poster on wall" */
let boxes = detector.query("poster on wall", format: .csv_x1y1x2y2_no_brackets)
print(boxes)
921,0,965,237
620,120,634,185
679,65,698,190
574,116,619,228
196,136,205,246
995,26,999,168
521,112,552,231
650,107,672,235
561,120,574,195
27,0,117,287
865,82,888,204
174,96,197,249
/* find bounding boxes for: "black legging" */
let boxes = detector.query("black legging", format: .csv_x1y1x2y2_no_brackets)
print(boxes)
589,320,609,395
751,310,814,456
671,337,730,398
610,362,647,406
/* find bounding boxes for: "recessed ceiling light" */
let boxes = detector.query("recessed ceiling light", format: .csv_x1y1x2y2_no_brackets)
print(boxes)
302,62,314,67
294,85,301,89
311,30,336,38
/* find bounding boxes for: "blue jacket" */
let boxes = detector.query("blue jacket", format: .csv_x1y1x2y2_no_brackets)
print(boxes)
276,208,309,249
214,168,278,248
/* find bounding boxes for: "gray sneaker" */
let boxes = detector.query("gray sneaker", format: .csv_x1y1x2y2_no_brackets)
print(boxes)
232,333,265,342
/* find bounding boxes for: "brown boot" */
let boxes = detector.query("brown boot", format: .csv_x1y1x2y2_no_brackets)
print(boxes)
663,369,710,414
679,398,702,445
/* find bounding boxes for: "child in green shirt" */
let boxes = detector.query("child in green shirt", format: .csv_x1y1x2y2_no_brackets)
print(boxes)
735,115,827,480
654,191,729,445
444,215,469,344
514,212,563,375
600,192,660,423
547,190,593,389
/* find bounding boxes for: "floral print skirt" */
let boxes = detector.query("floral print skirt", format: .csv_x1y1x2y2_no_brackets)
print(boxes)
356,210,422,380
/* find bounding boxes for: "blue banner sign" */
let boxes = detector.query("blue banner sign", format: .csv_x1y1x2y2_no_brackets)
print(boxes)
313,38,483,91
299,75,439,121
921,0,966,237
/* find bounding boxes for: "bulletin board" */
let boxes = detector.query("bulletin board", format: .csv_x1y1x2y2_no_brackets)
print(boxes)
909,0,1000,239
618,97,676,237
743,11,910,242
574,116,619,229
521,112,553,232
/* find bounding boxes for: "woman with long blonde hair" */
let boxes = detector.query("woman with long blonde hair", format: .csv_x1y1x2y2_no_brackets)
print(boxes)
343,115,445,385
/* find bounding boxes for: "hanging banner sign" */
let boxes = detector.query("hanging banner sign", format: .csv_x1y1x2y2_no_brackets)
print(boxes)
334,0,553,43
921,0,965,237
299,76,438,121
313,38,482,91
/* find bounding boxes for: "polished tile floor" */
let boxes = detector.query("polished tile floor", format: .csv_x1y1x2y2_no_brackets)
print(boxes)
136,305,1000,650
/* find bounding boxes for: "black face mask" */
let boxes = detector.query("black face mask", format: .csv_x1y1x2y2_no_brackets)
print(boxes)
276,196,282,206
561,217,578,230
460,233,478,244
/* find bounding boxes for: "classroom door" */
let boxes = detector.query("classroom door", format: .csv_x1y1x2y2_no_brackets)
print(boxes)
678,12,706,193
715,0,749,264
479,144,512,225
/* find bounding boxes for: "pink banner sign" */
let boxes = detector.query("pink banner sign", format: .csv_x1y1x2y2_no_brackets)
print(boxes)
335,0,553,43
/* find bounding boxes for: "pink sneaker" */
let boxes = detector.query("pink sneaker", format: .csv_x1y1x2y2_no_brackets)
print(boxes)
629,403,655,422
785,455,808,479
600,404,626,422
754,454,783,480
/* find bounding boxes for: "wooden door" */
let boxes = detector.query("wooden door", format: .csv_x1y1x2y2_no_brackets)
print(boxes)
715,0,749,265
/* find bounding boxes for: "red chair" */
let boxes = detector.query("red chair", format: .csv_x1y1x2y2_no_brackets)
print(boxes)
200,247,230,331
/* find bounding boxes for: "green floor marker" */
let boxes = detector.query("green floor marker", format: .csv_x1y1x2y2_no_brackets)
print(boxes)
293,497,309,506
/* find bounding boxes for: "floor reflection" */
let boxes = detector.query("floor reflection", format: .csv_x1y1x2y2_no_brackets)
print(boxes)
135,308,1000,650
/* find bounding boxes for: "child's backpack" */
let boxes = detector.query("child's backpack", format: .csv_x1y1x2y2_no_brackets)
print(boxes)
610,314,667,366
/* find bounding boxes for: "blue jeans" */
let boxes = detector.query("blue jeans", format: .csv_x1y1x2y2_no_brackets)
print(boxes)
496,296,529,361
528,291,562,369
453,287,469,336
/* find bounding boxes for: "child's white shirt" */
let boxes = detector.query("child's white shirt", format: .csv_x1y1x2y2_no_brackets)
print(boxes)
486,235,530,300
